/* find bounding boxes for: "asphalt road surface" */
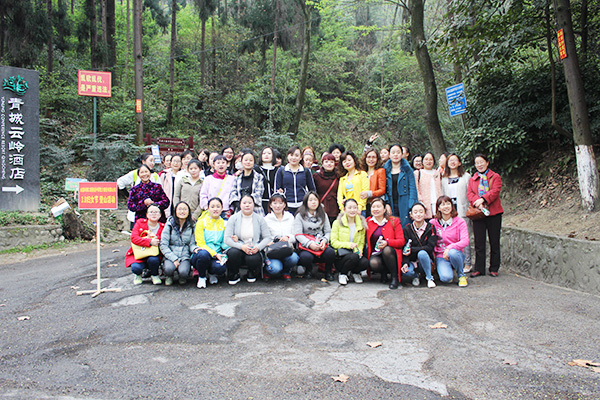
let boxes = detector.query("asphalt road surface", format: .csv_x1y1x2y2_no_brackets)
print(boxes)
1,243,599,399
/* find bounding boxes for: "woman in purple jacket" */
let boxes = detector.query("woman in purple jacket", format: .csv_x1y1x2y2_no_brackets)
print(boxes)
127,165,170,222
429,195,470,287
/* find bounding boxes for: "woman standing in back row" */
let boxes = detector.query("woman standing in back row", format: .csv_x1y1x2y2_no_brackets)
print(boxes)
467,154,503,277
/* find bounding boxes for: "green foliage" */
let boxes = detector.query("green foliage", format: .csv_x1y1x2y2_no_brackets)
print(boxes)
456,124,529,174
83,134,143,182
0,212,49,227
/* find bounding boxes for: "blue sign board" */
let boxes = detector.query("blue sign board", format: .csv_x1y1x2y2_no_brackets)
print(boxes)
445,83,467,117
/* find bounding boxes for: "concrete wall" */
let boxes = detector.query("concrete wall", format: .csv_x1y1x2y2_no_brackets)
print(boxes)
0,225,64,250
502,226,600,296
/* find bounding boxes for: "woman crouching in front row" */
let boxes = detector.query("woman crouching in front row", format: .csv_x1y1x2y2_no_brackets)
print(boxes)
126,204,165,285
401,202,437,288
331,198,368,285
430,195,470,287
365,197,405,289
224,195,272,285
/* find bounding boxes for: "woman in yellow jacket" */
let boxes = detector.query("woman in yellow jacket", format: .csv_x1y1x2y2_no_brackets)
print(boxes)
192,197,229,288
331,198,369,285
337,151,370,217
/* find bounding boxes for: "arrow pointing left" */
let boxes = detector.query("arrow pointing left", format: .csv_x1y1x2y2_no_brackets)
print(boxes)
2,185,24,194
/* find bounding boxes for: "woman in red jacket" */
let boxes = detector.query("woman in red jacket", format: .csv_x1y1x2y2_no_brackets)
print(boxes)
366,197,405,289
125,204,165,285
467,154,503,277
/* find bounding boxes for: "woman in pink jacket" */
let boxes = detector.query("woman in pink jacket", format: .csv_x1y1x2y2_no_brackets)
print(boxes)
430,195,469,287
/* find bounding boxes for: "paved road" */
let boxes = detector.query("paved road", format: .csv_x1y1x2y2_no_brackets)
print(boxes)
1,244,599,399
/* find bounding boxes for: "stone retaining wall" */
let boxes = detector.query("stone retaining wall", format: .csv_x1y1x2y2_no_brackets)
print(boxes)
502,226,600,296
0,225,64,250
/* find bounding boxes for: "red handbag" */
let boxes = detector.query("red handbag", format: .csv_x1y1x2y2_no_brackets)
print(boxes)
297,234,327,257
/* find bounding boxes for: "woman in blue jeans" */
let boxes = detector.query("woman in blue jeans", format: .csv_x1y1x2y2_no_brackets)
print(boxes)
429,196,470,287
160,201,201,286
263,194,299,281
400,202,438,288
192,197,229,288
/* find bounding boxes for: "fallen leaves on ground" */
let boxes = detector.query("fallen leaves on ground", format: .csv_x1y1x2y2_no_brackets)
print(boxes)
429,322,448,329
366,341,382,348
332,374,349,383
503,359,517,365
568,359,600,373
112,249,120,253
107,263,118,267
17,316,30,321
70,286,80,290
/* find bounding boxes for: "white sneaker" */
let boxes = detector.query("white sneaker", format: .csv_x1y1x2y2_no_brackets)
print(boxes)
338,274,348,285
296,265,306,276
151,275,162,285
208,274,218,285
352,273,363,284
412,277,420,287
197,277,207,289
133,275,143,285
165,276,173,286
427,279,436,288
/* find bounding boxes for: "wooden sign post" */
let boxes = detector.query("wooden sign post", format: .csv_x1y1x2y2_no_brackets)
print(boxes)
76,182,121,298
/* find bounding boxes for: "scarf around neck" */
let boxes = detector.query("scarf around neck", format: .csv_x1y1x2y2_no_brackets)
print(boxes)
477,169,490,197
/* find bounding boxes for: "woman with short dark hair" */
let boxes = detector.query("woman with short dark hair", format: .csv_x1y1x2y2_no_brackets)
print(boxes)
467,154,503,277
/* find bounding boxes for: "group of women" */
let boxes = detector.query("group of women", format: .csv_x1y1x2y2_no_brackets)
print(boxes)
123,140,503,290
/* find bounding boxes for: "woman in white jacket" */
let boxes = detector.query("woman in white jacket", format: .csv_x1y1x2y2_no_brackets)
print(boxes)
441,153,473,272
263,194,299,281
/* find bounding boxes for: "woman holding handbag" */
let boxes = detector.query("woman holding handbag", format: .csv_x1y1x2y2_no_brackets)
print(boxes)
125,204,165,285
294,191,336,280
192,197,229,289
224,195,272,285
366,197,405,289
467,154,503,277
263,194,299,282
313,153,339,225
330,199,368,285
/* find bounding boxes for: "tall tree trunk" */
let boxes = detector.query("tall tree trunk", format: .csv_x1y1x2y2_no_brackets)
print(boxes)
133,0,144,145
88,0,100,68
101,0,108,47
580,0,588,64
46,0,53,74
107,0,116,69
71,0,75,14
200,18,206,85
269,0,280,115
260,37,267,76
123,0,131,100
545,1,570,140
167,0,177,125
289,2,311,136
410,0,447,157
212,15,217,88
553,0,599,211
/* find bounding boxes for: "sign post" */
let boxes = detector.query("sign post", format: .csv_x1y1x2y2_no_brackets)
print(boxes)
445,83,467,117
76,181,121,298
0,67,40,211
77,70,112,158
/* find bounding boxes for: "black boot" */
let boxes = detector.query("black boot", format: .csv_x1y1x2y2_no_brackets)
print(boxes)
389,276,399,290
